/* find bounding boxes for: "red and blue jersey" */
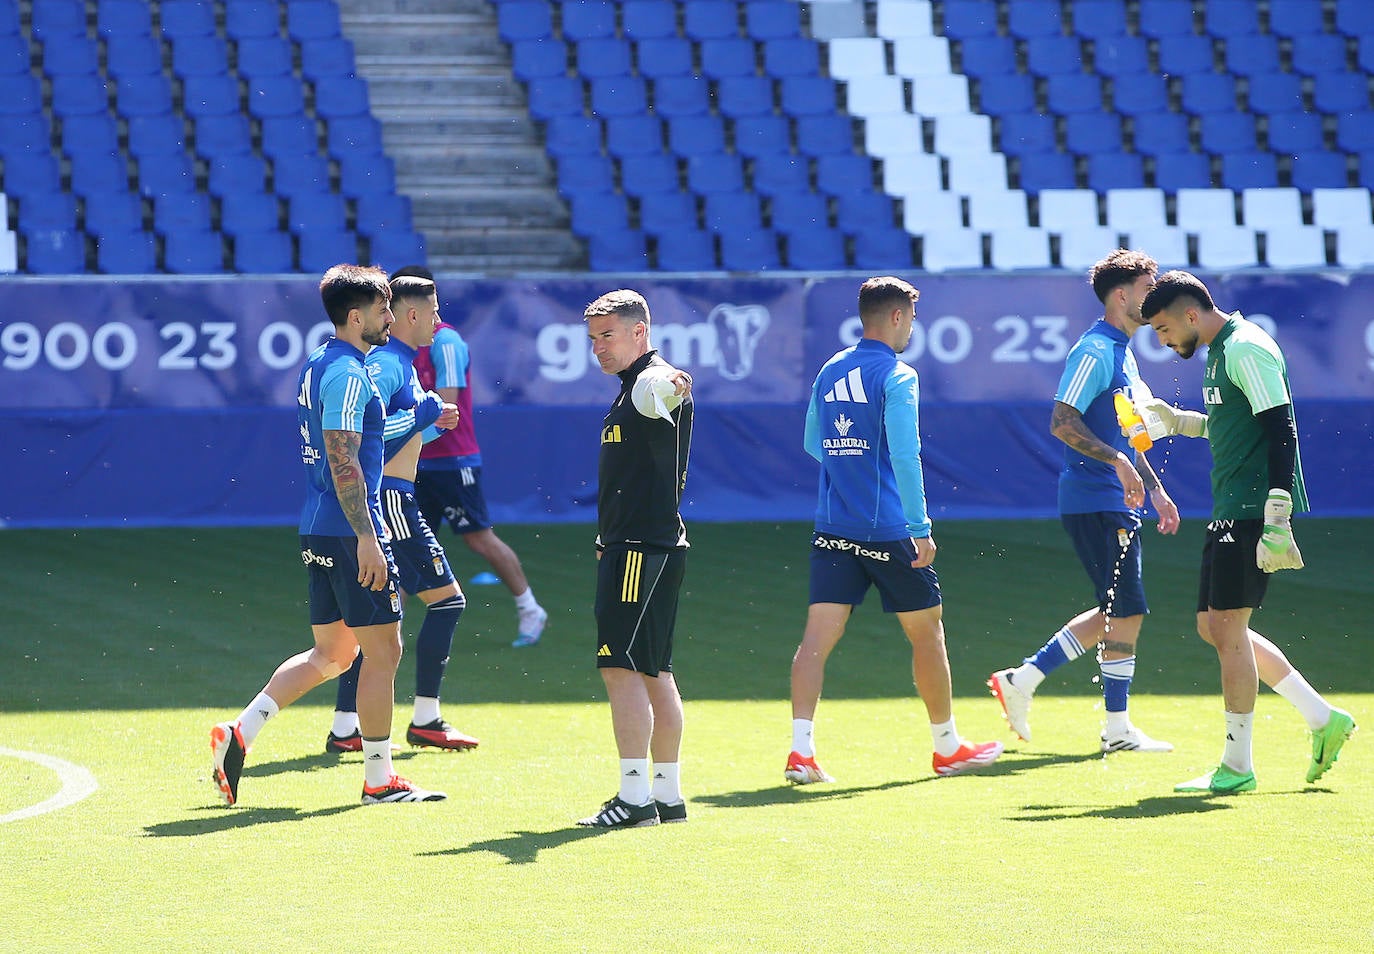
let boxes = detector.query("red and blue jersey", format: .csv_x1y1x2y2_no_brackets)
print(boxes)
415,322,481,469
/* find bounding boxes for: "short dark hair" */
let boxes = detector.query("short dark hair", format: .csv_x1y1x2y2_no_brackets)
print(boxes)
319,264,390,327
389,264,434,282
858,276,919,325
584,288,650,326
1140,269,1215,322
389,273,435,303
1088,249,1158,303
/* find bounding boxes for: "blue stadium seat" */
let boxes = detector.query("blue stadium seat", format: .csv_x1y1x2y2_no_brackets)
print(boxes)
1269,0,1325,38
97,230,157,273
105,34,163,77
785,228,846,269
182,74,242,118
1109,72,1168,115
207,153,269,197
852,228,915,269
978,74,1036,115
719,229,779,270
1180,73,1237,115
511,39,568,80
1204,1,1259,38
369,229,425,268
1008,1,1064,39
287,192,349,235
656,228,717,269
1136,0,1196,38
170,34,230,78
287,1,343,42
1221,152,1279,189
796,115,854,157
590,77,648,117
0,115,50,156
576,37,634,80
1336,112,1374,153
314,76,370,121
1091,36,1150,77
715,76,775,118
498,2,553,42
998,113,1057,155
1086,152,1145,191
622,1,677,41
1335,0,1374,35
126,114,187,158
1130,111,1190,156
667,115,725,158
942,0,997,39
699,38,757,79
326,115,384,156
746,2,801,40
751,152,811,196
545,115,602,156
638,190,698,234
260,115,320,158
159,1,217,39
1359,152,1374,191
61,114,121,157
814,154,873,196
1024,35,1085,77
42,36,101,75
25,228,86,273
0,33,28,75
731,115,790,157
587,230,648,270
272,154,332,197
69,152,130,196
16,190,78,233
620,153,680,195
703,191,761,232
233,228,295,272
567,190,628,236
562,0,616,41
779,76,835,116
605,115,664,157
1152,151,1212,191
526,76,585,119
219,190,281,235
98,1,153,38
3,152,62,193
1064,113,1123,155
225,1,281,41
1070,1,1128,40
1224,34,1280,77
959,36,1017,77
762,38,819,78
1290,35,1349,78
686,153,745,194
1266,111,1324,153
355,193,413,235
1313,74,1371,114
153,191,212,233
1288,152,1349,190
1156,34,1215,75
1046,74,1103,114
635,37,694,79
683,2,738,41
84,191,144,236
1200,111,1258,153
557,154,617,195
770,192,829,234
164,228,225,272
297,230,359,271
51,74,110,117
300,37,357,83
651,76,711,117
834,192,895,234
247,76,307,119
117,74,175,117
31,0,87,40
236,36,295,78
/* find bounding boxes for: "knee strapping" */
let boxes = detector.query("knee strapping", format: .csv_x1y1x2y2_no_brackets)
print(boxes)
310,646,357,680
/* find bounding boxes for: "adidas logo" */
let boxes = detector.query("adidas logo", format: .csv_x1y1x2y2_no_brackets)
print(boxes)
597,644,612,656
625,769,641,777
823,367,868,404
258,709,271,719
654,772,665,779
367,753,383,760
1218,532,1235,543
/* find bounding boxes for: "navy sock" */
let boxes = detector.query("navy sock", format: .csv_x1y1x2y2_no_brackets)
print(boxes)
415,593,465,701
333,651,362,715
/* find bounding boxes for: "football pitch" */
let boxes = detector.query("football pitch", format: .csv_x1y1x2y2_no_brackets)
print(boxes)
2,520,1370,952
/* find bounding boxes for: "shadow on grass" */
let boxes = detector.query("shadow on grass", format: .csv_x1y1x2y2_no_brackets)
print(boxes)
144,803,358,837
422,827,604,865
695,779,918,808
1011,781,1338,822
242,749,421,780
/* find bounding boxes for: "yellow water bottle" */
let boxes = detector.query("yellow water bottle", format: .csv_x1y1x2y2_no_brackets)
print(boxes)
1114,392,1153,452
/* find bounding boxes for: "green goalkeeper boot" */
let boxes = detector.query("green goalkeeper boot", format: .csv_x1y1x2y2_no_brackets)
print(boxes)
1307,708,1356,784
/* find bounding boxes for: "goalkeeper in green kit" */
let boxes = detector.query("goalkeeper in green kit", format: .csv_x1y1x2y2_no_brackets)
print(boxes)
1140,270,1355,794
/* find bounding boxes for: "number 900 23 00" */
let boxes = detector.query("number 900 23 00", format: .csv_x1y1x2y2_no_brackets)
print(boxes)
0,320,334,372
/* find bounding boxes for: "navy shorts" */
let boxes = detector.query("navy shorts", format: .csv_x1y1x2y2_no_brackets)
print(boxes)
381,479,457,596
594,546,686,676
808,532,941,613
301,534,402,628
415,466,492,535
1060,511,1148,618
1197,519,1269,612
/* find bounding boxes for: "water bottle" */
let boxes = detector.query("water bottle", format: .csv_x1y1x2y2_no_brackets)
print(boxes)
1114,391,1153,452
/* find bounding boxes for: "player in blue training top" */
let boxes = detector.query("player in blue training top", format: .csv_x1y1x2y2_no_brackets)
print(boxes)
324,273,483,754
989,249,1180,755
211,264,446,807
785,276,1003,785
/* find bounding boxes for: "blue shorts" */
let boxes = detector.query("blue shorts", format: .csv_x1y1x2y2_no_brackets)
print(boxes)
381,478,457,596
1060,511,1148,618
808,532,941,613
415,466,492,535
301,534,403,628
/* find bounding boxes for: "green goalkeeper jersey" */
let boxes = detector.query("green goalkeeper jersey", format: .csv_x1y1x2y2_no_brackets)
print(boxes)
1203,314,1308,520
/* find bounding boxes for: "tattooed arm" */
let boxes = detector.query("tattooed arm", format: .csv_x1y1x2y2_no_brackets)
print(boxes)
1050,401,1144,509
325,428,388,590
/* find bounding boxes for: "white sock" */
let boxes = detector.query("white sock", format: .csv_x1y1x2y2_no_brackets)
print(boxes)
619,758,651,805
1104,710,1131,736
514,588,539,613
235,692,279,747
413,696,441,726
791,718,815,758
651,762,682,804
1222,711,1254,775
331,710,359,737
931,718,962,758
362,737,395,788
1014,662,1046,694
1272,671,1331,730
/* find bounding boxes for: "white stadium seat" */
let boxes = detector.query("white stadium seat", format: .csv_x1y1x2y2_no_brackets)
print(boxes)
844,75,906,115
1311,187,1373,230
910,73,970,115
920,227,984,270
932,113,991,155
901,189,965,232
807,2,868,39
1264,225,1328,268
1335,223,1374,267
1175,188,1237,231
1057,227,1125,270
946,152,1007,193
875,0,936,38
1195,226,1258,268
1241,187,1304,230
1105,188,1167,231
827,37,888,80
892,36,952,77
988,226,1052,269
881,152,944,197
864,111,923,157
1121,225,1189,267
1037,189,1102,231
967,189,1030,230
0,230,16,274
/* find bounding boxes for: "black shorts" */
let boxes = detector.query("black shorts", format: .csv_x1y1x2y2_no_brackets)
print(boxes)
415,466,492,535
301,534,403,628
808,532,941,613
1197,519,1269,612
594,546,686,676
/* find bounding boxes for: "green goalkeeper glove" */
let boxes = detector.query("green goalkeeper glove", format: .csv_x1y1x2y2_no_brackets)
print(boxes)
1257,489,1304,573
1140,398,1208,439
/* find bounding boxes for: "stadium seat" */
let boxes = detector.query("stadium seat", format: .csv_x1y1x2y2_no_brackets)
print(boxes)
236,37,295,79
1064,113,1123,156
15,191,78,234
220,190,281,235
622,1,677,41
587,229,649,271
1240,188,1303,230
337,154,395,198
272,154,332,197
785,228,847,269
919,228,983,270
170,34,229,78
715,76,775,118
498,2,553,42
967,190,1029,230
98,1,153,38
635,37,694,80
288,192,351,234
247,76,308,119
958,35,1017,78
901,190,965,232
1105,188,1167,231
1017,151,1078,191
153,192,212,234
355,193,414,236
83,190,144,235
911,74,971,116
1269,0,1325,37
545,115,602,157
763,38,820,79
948,153,1009,194
881,152,943,197
1312,75,1371,115
1137,0,1196,38
815,154,875,197
1036,189,1100,231
988,227,1051,269
557,154,618,196
567,191,628,237
1221,152,1278,190
1152,152,1212,192
1247,74,1304,115
746,1,801,40
42,36,101,76
656,228,717,270
51,74,111,117
1335,224,1374,267
162,228,224,272
845,76,905,114
834,192,897,234
863,112,922,159
1007,0,1063,39
1311,187,1373,230
182,75,242,118
160,1,217,39
69,152,131,197
1131,112,1191,157
1179,73,1237,116
942,0,997,39
1263,226,1327,268
1176,188,1237,230
751,153,811,196
314,77,371,120
1224,34,1279,77
261,116,321,158
576,37,634,80
61,113,121,158
96,229,157,273
874,0,935,39
731,115,790,158
1091,37,1149,77
31,0,87,40
932,114,990,156
699,37,757,79
299,37,358,83
770,192,829,234
1110,73,1168,116
605,115,664,158
638,191,697,235
105,34,163,77
1200,112,1258,154
718,229,780,270
0,73,40,115
1204,0,1259,38
225,1,281,41
1024,35,1083,78
667,115,726,158
297,230,359,272
370,230,424,271
591,77,650,117
1288,151,1349,192
995,112,1058,156
1195,226,1258,268
562,0,616,41
686,153,745,194
233,228,296,272
1046,74,1104,114
1335,0,1374,35
25,228,86,272
1086,152,1145,191
620,153,681,195
1057,226,1123,269
1266,111,1324,155
3,152,62,194
827,37,887,81
126,114,188,160
1290,35,1348,78
852,228,915,269
796,115,855,157
811,2,866,41
326,115,384,157
287,1,343,42
683,1,739,41
1120,226,1186,266
1156,35,1216,75
0,33,28,76
892,36,952,77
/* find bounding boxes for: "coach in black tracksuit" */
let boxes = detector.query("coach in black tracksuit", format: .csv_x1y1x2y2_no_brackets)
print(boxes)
576,288,695,830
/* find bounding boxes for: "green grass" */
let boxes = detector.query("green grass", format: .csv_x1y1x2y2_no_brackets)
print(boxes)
2,521,1371,952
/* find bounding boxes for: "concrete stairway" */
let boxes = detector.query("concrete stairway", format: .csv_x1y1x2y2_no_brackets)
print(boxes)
335,0,585,273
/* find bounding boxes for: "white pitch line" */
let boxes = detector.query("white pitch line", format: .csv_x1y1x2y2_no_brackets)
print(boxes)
0,746,99,824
